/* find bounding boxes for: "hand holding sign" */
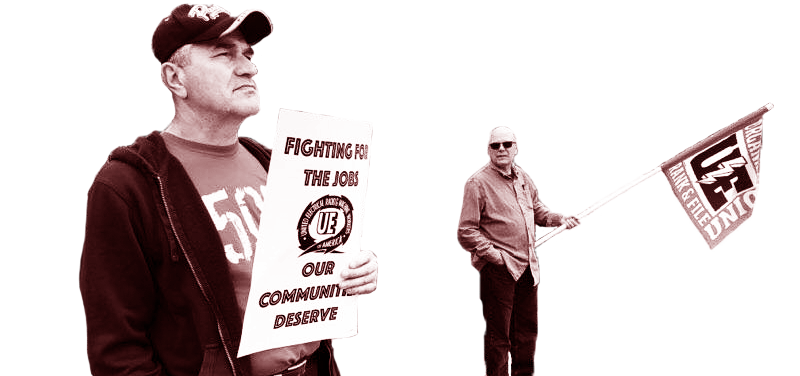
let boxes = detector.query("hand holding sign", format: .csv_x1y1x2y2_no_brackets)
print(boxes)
340,250,378,295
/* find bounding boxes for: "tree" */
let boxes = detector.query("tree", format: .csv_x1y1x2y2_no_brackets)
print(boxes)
678,2,775,140
540,59,568,155
475,76,554,164
575,69,615,156
78,2,458,187
611,104,644,159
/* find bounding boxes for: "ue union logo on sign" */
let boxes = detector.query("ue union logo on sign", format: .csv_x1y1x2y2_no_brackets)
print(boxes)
296,195,354,256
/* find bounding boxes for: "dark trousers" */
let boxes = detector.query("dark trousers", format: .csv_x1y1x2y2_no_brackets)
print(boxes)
480,263,538,376
533,227,556,296
447,231,483,345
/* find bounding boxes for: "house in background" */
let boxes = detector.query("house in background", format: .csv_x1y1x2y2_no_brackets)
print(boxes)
635,122,694,165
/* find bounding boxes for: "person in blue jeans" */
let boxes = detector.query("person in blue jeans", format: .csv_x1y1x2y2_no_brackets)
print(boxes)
458,126,579,375
332,108,420,376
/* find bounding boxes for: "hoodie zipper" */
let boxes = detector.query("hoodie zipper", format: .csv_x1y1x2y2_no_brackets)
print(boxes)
156,175,239,376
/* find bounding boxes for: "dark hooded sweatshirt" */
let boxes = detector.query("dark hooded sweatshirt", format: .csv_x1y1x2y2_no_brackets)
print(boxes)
79,131,339,376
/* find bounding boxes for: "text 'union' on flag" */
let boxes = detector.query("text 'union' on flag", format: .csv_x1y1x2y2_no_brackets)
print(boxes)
660,103,772,249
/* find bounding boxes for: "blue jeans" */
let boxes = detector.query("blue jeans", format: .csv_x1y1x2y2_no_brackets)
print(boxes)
331,289,417,376
447,231,483,345
480,264,538,376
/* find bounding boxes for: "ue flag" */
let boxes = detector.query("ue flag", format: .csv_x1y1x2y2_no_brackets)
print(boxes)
660,103,772,249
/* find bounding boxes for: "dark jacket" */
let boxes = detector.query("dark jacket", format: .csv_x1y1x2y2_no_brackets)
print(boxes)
79,131,339,376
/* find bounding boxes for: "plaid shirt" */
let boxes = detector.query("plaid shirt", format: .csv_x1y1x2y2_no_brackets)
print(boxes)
458,163,564,283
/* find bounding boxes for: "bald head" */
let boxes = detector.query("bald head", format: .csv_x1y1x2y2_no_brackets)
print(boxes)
489,126,517,144
487,126,518,173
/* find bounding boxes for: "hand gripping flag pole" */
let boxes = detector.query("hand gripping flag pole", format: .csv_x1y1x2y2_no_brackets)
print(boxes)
535,103,772,249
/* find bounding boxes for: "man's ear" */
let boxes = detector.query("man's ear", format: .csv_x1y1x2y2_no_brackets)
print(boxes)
161,62,187,99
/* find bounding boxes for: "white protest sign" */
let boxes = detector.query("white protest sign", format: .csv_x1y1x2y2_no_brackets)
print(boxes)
238,109,372,357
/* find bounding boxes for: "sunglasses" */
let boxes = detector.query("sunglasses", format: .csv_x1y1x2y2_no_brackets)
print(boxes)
489,141,515,150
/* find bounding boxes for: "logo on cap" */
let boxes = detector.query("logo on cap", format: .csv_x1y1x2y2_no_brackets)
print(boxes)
187,4,229,21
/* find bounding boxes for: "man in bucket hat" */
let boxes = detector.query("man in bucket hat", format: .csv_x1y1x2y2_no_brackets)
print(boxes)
79,4,378,376
439,106,503,351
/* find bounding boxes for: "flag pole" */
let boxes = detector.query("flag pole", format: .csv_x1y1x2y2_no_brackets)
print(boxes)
535,166,662,248
534,103,775,247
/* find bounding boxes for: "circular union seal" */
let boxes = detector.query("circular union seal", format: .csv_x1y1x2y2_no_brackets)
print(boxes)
296,195,354,256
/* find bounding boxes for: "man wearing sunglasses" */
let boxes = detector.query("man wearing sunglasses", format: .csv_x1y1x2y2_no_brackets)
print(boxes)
457,126,579,376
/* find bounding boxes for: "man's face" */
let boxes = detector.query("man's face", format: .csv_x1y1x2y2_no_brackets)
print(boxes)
487,128,518,171
467,124,494,149
180,30,260,118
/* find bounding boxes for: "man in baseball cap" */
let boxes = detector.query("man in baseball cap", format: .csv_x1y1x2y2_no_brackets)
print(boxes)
80,4,378,376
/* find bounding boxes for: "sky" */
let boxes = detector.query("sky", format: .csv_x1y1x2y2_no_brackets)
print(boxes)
418,0,732,135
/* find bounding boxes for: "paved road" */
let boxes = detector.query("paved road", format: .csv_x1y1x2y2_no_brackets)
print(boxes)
549,171,775,345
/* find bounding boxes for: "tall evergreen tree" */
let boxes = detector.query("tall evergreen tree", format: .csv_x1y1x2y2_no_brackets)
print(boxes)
540,59,568,154
678,2,775,139
575,69,615,155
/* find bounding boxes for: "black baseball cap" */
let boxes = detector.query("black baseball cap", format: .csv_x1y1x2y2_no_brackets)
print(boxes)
152,4,273,63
